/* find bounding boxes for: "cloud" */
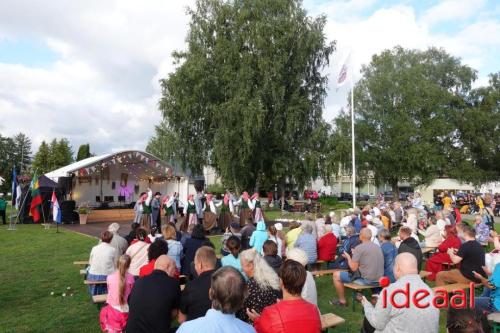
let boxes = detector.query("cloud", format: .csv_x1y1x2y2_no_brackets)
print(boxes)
0,0,498,157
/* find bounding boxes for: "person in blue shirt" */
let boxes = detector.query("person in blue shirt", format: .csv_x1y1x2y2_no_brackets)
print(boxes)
249,221,268,254
378,229,397,282
221,236,243,274
176,266,255,333
474,262,500,313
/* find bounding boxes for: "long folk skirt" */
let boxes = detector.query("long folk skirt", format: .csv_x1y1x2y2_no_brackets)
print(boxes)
188,213,198,226
203,212,217,231
219,212,233,230
239,208,253,227
254,207,264,223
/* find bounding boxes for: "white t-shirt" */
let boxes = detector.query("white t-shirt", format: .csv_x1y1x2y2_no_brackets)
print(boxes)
302,271,318,305
125,241,150,276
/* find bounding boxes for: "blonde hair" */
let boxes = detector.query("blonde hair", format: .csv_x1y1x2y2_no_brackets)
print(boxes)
240,249,280,290
162,224,177,240
117,255,131,306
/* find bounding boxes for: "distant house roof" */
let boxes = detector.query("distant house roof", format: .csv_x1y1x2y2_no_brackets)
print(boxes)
45,150,188,182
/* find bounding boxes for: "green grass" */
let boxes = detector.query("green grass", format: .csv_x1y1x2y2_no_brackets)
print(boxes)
0,224,100,333
1,222,495,333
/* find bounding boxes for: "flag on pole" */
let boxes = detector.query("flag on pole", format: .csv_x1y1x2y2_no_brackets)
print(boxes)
11,167,17,207
29,172,42,223
51,189,61,224
336,53,351,91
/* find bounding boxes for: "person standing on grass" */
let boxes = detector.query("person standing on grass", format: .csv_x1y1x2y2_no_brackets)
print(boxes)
0,193,6,225
100,254,135,333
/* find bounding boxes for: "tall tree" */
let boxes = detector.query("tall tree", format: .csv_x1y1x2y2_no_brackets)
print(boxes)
331,47,477,197
52,138,74,170
32,141,51,174
155,0,335,192
0,135,15,193
76,144,92,161
11,133,32,174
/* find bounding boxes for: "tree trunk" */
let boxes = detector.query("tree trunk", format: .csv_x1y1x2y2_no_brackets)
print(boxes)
280,178,286,211
391,180,400,201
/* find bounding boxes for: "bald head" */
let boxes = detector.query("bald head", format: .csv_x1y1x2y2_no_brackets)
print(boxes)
393,253,418,280
359,228,372,242
154,255,176,277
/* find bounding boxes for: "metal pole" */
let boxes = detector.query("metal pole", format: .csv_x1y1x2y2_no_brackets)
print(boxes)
350,60,356,209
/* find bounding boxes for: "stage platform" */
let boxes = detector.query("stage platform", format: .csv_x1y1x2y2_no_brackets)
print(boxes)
62,220,133,238
86,208,135,223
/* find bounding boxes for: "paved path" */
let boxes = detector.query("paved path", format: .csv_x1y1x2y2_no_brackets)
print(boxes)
62,220,133,238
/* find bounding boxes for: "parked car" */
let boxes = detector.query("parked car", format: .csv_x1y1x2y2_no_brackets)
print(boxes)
339,192,353,201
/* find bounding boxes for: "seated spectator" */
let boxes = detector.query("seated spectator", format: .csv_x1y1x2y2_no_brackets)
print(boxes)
365,215,380,246
125,228,150,277
285,221,301,251
99,254,135,333
267,225,282,257
88,231,118,295
425,225,462,281
240,218,256,250
418,216,441,248
125,222,139,245
262,240,282,274
221,236,243,273
108,223,129,255
361,253,439,332
403,209,418,234
397,226,423,270
330,228,383,307
181,224,207,276
339,209,353,237
315,213,326,238
329,225,360,269
301,214,318,240
221,222,242,256
249,221,268,254
329,216,341,240
139,238,168,277
176,266,255,333
180,223,194,248
474,261,500,314
179,246,218,323
162,224,183,272
436,225,487,286
378,229,397,283
274,223,286,257
126,255,180,333
446,307,487,333
294,224,317,265
317,224,337,262
474,215,490,244
435,210,450,234
237,249,281,323
249,260,321,333
287,248,317,305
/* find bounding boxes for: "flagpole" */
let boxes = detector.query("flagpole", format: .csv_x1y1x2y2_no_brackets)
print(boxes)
350,56,356,210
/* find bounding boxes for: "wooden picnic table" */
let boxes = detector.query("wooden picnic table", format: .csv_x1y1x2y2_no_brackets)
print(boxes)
73,261,89,266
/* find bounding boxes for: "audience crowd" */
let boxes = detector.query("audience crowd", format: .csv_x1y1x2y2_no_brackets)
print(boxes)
88,191,498,332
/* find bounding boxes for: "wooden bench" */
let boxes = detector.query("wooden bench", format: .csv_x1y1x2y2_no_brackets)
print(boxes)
84,280,107,285
312,269,347,277
421,247,436,255
344,282,379,311
321,313,345,332
73,261,89,266
432,283,471,293
79,269,87,275
92,294,107,304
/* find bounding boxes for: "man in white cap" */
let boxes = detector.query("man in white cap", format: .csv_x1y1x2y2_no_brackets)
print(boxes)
108,223,128,255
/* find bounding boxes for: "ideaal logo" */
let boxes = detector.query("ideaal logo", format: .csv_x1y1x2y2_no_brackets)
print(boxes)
378,277,475,309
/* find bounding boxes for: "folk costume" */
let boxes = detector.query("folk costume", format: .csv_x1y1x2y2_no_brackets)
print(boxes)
162,195,176,224
219,193,234,230
251,192,264,222
183,195,198,226
139,189,153,231
202,194,218,231
234,192,253,227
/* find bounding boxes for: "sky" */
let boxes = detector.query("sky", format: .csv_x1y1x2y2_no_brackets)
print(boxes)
0,0,499,156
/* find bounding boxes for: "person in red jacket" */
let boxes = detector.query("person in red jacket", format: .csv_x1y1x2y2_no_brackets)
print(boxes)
425,225,461,281
248,260,322,333
317,225,338,262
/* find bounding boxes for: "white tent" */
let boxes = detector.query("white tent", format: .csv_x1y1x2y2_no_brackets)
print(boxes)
45,150,197,207
416,178,476,205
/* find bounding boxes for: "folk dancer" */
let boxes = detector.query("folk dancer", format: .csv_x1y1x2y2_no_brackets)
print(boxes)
183,194,198,225
202,194,219,231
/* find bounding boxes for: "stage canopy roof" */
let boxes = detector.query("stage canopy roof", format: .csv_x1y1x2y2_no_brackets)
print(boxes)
45,150,187,183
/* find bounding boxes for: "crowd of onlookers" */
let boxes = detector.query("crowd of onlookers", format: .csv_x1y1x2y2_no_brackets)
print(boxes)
85,190,499,333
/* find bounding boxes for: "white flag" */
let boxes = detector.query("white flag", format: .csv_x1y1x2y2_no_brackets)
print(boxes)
336,53,351,91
